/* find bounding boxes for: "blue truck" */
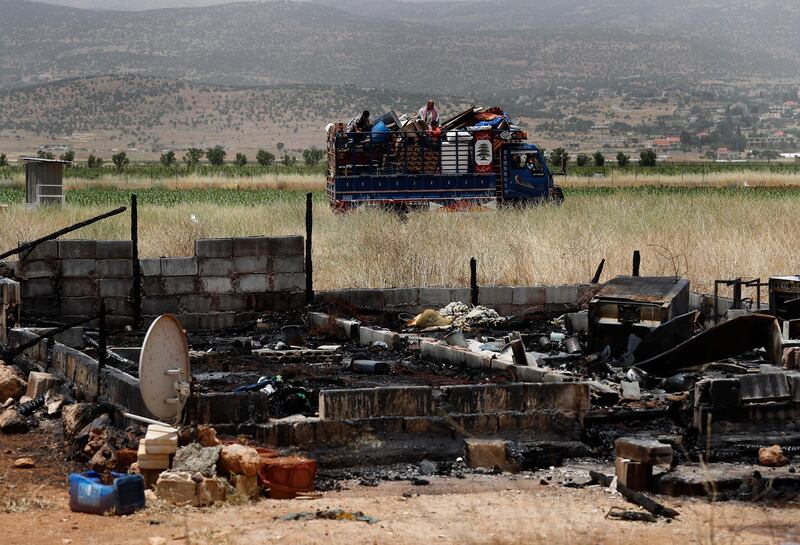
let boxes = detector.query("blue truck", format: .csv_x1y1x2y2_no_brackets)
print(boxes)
326,108,564,211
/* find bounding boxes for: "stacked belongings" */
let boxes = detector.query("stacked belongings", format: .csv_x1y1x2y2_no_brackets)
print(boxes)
393,115,440,174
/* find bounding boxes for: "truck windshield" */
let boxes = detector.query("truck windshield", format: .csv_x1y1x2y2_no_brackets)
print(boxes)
511,152,544,174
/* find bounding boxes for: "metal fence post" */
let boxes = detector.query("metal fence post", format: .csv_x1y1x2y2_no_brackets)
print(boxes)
131,194,142,329
305,192,314,304
470,257,478,306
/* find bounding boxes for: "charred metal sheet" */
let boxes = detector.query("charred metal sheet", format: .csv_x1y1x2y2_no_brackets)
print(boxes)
636,314,782,376
632,311,699,363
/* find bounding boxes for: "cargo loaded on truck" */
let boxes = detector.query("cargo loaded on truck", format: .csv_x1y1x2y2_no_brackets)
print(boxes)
326,106,564,211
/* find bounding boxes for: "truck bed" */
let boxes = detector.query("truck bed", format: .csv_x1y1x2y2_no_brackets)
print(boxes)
327,173,497,205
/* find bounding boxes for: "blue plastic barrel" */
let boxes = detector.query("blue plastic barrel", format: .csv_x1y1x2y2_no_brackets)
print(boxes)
68,471,145,515
371,120,390,144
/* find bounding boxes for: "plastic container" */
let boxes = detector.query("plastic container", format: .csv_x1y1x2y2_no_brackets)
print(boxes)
68,471,146,515
258,456,316,499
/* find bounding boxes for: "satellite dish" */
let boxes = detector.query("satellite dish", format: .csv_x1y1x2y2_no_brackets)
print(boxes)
139,314,191,423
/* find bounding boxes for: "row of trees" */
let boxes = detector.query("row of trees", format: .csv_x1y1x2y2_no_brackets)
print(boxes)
548,148,658,168
158,146,324,169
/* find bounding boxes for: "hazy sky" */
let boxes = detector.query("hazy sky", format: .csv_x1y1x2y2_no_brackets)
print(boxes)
37,0,456,9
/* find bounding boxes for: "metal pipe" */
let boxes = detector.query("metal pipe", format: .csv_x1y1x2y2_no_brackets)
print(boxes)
0,206,127,261
305,192,314,304
121,412,169,427
470,257,478,306
130,195,142,329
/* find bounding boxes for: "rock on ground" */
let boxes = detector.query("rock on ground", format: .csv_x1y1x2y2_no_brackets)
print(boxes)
62,403,95,440
759,444,788,467
13,457,35,469
0,408,28,434
0,365,26,401
219,444,260,476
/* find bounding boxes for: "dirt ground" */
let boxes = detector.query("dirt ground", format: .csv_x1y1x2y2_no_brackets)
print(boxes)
2,427,799,545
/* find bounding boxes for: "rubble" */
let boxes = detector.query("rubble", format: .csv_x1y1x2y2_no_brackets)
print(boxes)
13,457,35,468
758,444,789,467
0,364,26,400
0,408,28,433
219,444,260,476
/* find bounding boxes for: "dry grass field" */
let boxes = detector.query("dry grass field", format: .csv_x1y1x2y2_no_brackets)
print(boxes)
2,172,799,296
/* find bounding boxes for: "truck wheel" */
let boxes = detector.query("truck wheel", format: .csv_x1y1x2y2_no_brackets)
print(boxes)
552,187,565,204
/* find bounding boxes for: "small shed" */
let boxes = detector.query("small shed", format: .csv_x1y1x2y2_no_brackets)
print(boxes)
21,157,68,206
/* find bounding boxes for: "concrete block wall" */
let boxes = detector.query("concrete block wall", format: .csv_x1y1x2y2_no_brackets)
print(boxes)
316,283,599,316
4,235,306,330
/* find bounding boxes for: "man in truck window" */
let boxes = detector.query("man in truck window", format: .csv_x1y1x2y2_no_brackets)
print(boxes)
417,100,439,125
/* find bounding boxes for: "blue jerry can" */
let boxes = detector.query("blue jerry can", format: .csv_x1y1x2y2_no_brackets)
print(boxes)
68,471,146,515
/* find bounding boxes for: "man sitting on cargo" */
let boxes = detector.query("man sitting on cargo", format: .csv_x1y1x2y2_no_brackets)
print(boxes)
347,111,371,133
427,120,442,139
417,100,439,125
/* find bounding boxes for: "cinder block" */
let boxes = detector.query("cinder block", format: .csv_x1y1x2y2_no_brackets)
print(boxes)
615,457,652,491
319,389,380,420
105,297,133,317
142,277,165,296
234,256,269,274
266,236,304,256
20,240,58,260
359,326,400,349
198,258,233,277
143,296,180,315
239,274,269,293
449,288,470,304
161,257,198,276
614,437,673,466
62,259,96,278
179,294,213,313
521,383,591,413
478,286,513,306
176,312,236,331
61,297,99,316
163,276,196,295
0,278,21,304
26,372,58,398
214,295,251,312
708,378,741,409
97,259,133,278
419,287,451,307
348,289,384,309
195,238,233,258
377,386,432,417
21,278,56,298
740,373,790,402
96,240,133,260
140,258,162,277
99,278,132,298
465,439,509,470
270,255,304,274
546,285,579,305
59,240,96,259
272,273,304,292
200,277,234,295
233,237,271,257
18,259,57,279
512,286,546,306
384,288,419,307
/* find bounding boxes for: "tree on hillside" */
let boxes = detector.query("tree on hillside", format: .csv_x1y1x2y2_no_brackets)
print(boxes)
112,151,129,171
0,154,7,167
60,150,75,163
593,151,605,167
548,147,570,170
183,148,204,167
87,154,103,168
160,150,176,167
37,150,55,160
282,153,296,167
576,153,589,167
616,152,630,167
206,146,226,166
302,147,324,166
234,153,248,167
640,149,657,167
256,149,275,166
276,142,285,151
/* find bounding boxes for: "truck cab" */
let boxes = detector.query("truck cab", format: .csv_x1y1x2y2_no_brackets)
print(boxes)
501,143,562,204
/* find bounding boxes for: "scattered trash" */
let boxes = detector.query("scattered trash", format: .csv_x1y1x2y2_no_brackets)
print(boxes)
278,510,378,524
69,471,145,515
